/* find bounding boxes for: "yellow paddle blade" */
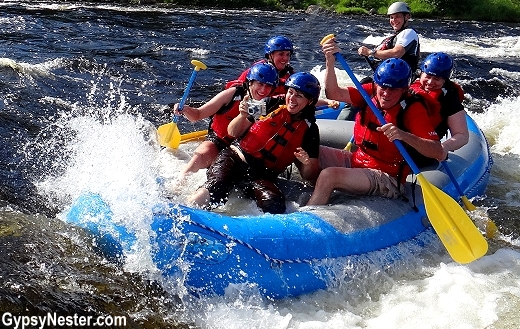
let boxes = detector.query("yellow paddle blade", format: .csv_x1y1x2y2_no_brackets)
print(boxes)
460,195,477,211
320,34,335,45
485,220,498,239
180,130,208,143
418,174,488,264
157,122,181,149
191,59,207,71
460,196,498,239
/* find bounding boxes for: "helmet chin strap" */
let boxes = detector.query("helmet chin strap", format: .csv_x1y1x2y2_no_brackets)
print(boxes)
401,14,411,29
394,13,410,33
246,81,254,98
267,54,277,69
268,54,290,73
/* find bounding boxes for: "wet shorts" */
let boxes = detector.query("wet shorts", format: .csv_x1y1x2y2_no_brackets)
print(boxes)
206,129,233,151
204,148,286,213
318,145,404,199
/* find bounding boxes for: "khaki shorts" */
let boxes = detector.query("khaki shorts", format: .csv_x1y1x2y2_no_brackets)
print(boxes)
319,145,404,199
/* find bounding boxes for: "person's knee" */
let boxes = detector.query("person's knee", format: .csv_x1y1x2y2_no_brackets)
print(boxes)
249,180,286,214
259,196,286,214
202,179,232,207
187,187,211,208
316,167,335,185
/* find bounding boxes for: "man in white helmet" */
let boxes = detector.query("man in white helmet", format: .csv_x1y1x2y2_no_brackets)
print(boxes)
358,1,420,74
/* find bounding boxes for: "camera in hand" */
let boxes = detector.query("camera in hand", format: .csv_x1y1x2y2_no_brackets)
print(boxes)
247,98,266,119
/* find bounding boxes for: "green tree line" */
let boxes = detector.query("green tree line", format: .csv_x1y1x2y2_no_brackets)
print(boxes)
319,0,520,22
93,0,520,23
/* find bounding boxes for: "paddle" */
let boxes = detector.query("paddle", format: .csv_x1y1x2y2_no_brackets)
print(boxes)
343,56,374,151
320,34,488,264
441,160,498,238
157,59,207,149
363,55,379,71
180,129,208,143
344,136,354,151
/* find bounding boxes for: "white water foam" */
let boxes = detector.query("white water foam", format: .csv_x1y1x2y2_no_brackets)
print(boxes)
471,95,520,156
362,34,520,59
181,246,520,329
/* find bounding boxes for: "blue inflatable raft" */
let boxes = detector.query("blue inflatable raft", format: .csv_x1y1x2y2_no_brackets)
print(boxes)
65,110,492,299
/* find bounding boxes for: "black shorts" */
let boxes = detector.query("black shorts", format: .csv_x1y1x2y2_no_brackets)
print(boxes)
204,148,286,214
206,129,234,151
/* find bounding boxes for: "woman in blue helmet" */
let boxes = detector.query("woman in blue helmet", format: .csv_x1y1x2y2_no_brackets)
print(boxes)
171,62,279,179
187,72,321,214
410,52,469,161
228,36,295,96
306,38,443,205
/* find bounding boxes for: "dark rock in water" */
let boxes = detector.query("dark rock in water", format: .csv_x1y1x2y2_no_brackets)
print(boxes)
0,211,188,328
305,5,333,15
0,171,59,218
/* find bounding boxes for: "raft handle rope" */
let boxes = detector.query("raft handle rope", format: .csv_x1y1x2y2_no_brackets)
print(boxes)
177,215,316,267
169,129,492,267
465,130,493,198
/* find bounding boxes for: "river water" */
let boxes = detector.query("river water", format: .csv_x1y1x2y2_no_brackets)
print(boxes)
1,2,520,329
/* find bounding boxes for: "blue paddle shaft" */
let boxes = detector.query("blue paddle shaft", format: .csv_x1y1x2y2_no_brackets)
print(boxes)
172,67,200,124
442,160,465,196
333,53,422,175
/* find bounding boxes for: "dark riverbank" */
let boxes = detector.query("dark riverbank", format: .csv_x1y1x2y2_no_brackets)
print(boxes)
47,0,520,23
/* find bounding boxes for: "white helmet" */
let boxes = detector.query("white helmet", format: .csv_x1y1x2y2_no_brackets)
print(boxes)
387,2,411,15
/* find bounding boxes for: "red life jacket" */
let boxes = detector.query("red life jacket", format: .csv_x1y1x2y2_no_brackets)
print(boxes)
379,35,394,51
352,99,407,178
209,87,244,144
273,75,290,96
409,80,465,137
409,81,443,127
225,79,245,90
239,106,310,173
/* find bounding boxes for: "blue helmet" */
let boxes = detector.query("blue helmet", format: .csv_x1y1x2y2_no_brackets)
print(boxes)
246,63,279,87
264,36,294,58
285,72,321,102
373,58,412,88
421,52,454,80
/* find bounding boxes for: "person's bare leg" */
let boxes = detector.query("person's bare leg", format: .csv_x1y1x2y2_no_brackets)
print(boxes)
187,187,211,208
306,167,372,205
180,141,220,177
171,142,220,191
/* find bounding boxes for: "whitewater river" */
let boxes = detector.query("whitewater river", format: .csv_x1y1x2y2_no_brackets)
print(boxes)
1,2,520,328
